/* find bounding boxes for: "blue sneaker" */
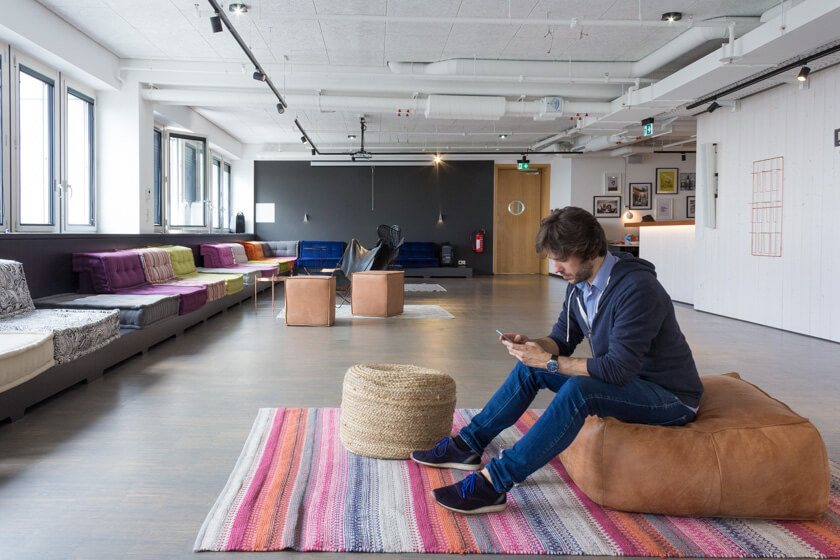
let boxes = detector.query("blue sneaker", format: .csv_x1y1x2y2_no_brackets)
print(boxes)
410,436,482,471
433,472,507,515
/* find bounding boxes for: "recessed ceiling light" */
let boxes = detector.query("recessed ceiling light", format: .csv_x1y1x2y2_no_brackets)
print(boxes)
499,134,508,139
229,3,248,14
433,155,443,164
347,134,357,139
661,12,682,22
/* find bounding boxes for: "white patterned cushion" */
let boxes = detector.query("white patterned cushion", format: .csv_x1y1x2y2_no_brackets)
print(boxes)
0,260,35,319
0,332,54,393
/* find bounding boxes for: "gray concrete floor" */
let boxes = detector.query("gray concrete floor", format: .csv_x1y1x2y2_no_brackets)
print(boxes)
0,275,837,560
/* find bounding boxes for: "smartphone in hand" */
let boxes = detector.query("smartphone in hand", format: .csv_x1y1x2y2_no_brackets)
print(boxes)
496,330,515,343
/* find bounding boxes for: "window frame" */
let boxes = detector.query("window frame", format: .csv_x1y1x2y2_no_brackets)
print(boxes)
153,126,164,230
222,161,232,233
61,79,96,232
210,152,224,232
12,51,60,233
1,42,10,231
166,131,209,231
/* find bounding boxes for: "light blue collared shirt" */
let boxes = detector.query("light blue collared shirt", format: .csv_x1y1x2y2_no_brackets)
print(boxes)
574,252,618,328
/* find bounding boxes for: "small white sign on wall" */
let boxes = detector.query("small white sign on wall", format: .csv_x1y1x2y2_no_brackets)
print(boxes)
255,203,275,223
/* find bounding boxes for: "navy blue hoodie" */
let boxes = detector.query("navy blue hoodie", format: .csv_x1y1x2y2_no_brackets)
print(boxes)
547,252,703,408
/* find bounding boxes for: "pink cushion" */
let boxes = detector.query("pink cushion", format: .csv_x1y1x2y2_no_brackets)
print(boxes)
200,244,236,267
72,251,148,293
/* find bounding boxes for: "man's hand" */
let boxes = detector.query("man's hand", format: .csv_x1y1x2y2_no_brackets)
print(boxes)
502,340,551,369
499,332,529,344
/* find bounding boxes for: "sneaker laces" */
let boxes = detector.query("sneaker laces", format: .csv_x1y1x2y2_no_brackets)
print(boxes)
433,437,450,458
459,473,479,498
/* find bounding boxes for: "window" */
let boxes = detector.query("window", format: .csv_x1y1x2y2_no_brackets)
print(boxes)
168,134,206,228
153,129,162,226
8,51,93,233
17,65,56,228
64,88,95,228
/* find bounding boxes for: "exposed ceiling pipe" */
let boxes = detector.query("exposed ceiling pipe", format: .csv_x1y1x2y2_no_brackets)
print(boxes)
142,89,614,119
531,128,580,151
609,146,655,157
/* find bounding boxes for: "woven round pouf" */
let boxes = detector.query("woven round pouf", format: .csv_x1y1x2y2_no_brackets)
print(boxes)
340,363,456,459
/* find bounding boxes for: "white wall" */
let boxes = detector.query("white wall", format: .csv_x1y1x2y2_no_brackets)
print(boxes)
695,63,840,342
568,152,696,241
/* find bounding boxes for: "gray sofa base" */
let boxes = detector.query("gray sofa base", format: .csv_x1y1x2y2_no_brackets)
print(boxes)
0,286,260,423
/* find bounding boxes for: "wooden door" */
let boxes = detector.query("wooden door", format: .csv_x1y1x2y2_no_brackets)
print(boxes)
495,169,542,274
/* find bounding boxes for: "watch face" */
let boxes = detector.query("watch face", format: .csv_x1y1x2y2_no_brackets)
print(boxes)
546,360,558,373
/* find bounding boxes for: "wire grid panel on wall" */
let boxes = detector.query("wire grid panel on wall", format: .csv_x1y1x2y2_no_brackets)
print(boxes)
750,157,784,257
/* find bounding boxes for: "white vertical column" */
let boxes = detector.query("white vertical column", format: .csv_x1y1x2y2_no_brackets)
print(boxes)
96,78,154,233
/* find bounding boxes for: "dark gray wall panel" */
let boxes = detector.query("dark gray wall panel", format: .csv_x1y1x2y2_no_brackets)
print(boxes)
254,161,494,274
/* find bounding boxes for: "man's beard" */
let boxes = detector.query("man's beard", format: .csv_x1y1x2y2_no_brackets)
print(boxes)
573,260,594,284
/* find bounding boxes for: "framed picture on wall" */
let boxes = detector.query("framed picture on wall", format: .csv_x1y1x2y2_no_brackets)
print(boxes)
593,195,621,218
604,172,622,194
656,167,679,194
686,196,696,219
680,172,696,191
655,197,674,220
629,182,652,209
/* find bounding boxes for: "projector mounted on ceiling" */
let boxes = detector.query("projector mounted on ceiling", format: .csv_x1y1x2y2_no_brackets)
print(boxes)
350,117,372,161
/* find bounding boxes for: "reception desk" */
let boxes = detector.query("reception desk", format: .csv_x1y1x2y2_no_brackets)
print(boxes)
638,221,695,304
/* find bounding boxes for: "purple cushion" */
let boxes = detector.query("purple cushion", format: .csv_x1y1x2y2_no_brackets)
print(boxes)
200,244,236,267
73,251,148,293
114,284,208,315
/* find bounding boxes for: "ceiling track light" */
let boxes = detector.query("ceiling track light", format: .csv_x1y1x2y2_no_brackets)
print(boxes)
275,103,284,114
210,13,223,33
707,101,721,113
797,66,811,81
228,3,248,14
252,70,267,82
300,136,308,144
661,12,682,22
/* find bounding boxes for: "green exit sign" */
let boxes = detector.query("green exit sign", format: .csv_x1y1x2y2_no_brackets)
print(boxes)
642,118,654,136
517,161,530,170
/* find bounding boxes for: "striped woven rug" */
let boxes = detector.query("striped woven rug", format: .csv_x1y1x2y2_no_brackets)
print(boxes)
195,408,840,556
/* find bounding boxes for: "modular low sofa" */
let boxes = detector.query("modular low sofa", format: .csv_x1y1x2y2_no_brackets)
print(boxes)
0,260,120,365
200,243,279,277
73,250,209,315
34,293,180,330
393,242,440,269
298,240,346,271
159,245,247,295
239,241,297,274
0,332,55,396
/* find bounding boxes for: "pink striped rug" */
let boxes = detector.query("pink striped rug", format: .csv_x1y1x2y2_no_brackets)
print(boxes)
195,408,840,555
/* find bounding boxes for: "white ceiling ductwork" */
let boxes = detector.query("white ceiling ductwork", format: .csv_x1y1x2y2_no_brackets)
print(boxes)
387,18,760,82
141,89,613,121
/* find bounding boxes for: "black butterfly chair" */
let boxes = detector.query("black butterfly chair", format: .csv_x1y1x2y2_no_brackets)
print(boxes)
334,239,381,305
371,224,405,270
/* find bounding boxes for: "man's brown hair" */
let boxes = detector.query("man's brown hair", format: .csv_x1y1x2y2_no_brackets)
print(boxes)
535,207,607,261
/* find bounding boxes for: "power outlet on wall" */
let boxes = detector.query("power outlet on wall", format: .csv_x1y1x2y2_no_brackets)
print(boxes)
457,259,466,266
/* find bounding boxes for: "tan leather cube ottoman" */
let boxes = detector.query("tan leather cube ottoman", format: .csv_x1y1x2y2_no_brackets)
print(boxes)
351,270,404,317
284,276,335,326
559,373,830,519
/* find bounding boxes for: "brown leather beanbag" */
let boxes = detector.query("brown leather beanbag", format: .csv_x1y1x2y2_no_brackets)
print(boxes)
559,373,830,519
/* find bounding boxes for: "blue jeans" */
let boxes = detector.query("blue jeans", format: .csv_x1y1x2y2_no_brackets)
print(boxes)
458,361,696,493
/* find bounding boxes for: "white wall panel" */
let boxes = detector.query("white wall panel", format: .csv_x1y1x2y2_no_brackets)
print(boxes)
695,63,840,342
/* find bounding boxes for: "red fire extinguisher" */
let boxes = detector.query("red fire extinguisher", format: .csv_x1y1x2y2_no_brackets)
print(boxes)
472,229,485,254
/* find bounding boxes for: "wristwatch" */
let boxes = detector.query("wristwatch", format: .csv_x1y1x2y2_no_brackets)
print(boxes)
546,354,559,373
